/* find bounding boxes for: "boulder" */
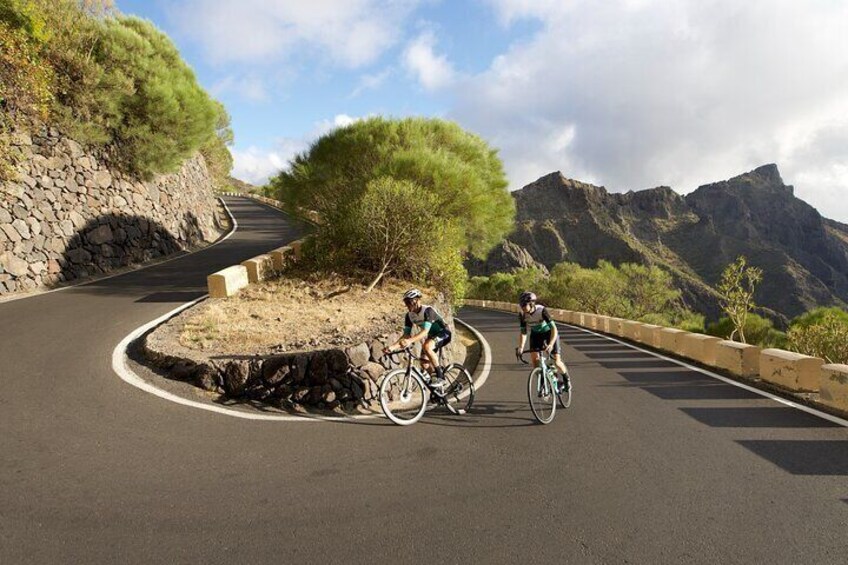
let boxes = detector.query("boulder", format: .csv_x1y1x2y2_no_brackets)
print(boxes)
261,356,291,386
359,362,385,382
345,343,371,367
222,360,251,396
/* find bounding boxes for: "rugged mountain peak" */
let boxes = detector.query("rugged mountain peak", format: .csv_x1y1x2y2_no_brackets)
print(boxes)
514,171,609,221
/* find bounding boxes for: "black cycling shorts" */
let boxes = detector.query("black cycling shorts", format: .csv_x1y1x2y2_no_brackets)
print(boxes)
426,329,452,352
529,330,560,356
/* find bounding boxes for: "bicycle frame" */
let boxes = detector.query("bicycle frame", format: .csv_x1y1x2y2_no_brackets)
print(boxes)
518,348,557,395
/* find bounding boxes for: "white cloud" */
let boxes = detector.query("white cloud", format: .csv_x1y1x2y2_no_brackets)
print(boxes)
211,75,269,103
455,0,848,219
230,145,294,186
402,30,456,91
349,68,393,98
230,114,365,185
167,0,422,67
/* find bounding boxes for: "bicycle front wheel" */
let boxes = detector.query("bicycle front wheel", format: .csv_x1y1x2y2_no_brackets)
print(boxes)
557,367,572,409
528,367,556,424
379,369,428,426
442,363,475,415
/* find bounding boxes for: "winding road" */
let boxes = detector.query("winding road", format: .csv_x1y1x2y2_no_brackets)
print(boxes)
1,198,846,564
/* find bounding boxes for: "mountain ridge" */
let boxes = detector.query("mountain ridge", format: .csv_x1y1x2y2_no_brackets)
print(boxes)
470,164,848,323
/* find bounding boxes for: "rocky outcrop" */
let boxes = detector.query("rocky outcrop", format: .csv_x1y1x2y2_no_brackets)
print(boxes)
0,126,226,294
471,164,848,322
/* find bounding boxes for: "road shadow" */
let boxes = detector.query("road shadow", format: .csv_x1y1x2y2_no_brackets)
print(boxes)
582,351,655,360
680,407,840,428
56,213,194,286
737,440,848,475
610,370,762,400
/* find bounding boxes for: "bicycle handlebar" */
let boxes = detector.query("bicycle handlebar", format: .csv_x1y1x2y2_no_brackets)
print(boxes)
515,345,549,364
379,345,414,369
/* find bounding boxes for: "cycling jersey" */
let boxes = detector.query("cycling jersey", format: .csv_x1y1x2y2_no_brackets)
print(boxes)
519,304,554,335
404,305,448,338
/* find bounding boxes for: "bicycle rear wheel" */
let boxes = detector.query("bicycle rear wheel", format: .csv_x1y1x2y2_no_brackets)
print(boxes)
528,367,556,424
442,363,475,415
379,369,428,426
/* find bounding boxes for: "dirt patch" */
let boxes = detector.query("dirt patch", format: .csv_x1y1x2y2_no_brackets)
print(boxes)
178,275,429,358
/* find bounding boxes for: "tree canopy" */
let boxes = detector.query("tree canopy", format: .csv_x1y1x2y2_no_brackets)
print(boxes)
269,117,515,298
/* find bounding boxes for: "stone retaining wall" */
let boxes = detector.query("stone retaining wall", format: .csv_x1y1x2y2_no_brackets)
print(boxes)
0,126,225,294
144,302,467,411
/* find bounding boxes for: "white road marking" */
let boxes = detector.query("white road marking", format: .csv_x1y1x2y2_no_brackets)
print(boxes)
110,200,492,422
563,322,848,428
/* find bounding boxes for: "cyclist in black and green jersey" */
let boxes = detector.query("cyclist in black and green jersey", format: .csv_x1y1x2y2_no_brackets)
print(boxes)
384,288,452,389
515,291,571,392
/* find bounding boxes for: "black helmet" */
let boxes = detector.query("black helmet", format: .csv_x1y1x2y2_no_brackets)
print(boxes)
403,288,422,301
519,291,537,306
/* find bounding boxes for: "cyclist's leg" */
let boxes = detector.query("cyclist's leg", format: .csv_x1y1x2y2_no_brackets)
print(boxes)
421,338,438,374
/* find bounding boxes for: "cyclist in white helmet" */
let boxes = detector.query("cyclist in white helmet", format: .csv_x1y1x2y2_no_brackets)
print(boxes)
384,288,452,389
516,291,571,393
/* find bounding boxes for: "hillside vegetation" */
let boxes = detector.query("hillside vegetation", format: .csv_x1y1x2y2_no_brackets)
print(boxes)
0,0,232,186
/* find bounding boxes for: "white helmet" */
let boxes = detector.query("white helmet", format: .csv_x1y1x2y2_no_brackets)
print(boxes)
403,288,422,301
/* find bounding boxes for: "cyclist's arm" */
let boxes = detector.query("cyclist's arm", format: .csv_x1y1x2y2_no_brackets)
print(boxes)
543,308,558,351
404,323,431,344
386,315,415,352
517,313,528,352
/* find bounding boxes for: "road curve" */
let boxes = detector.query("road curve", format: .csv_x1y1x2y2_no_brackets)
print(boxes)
2,198,847,564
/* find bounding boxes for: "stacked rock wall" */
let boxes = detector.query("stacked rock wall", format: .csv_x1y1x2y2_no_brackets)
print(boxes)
0,126,225,294
144,298,467,411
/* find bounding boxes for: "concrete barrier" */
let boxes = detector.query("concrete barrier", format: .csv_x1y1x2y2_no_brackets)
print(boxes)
621,320,642,342
659,328,687,353
679,333,721,365
549,309,568,323
607,318,624,337
715,340,760,377
819,364,848,412
760,349,824,392
638,324,662,348
269,246,293,271
289,240,303,260
208,265,249,298
241,255,275,284
584,313,596,329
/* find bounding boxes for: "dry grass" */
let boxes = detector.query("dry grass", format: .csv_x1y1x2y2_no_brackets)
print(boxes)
180,275,431,356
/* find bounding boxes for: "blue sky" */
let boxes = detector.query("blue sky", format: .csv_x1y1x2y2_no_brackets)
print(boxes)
115,1,848,221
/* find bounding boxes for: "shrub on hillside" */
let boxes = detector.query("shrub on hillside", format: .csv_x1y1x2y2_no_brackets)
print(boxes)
706,314,786,347
199,100,235,192
0,20,53,179
467,268,549,304
270,117,514,299
1,1,228,182
787,311,848,364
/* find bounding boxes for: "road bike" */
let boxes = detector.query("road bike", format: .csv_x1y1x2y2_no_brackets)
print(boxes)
378,346,475,426
516,347,572,424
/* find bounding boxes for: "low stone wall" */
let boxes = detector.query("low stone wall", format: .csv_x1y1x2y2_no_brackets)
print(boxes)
463,299,846,415
1,126,225,295
143,304,467,411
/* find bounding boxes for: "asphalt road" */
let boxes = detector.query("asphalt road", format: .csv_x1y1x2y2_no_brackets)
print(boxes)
1,197,846,564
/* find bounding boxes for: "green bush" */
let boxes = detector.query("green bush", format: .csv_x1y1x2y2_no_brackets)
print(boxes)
89,17,217,178
787,311,848,364
467,268,549,304
1,1,228,182
0,19,53,179
199,100,234,192
270,117,514,299
706,314,784,347
467,260,696,326
789,307,848,329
